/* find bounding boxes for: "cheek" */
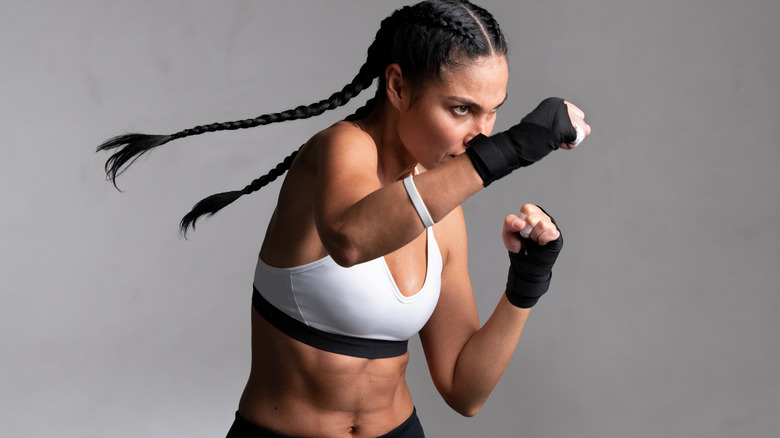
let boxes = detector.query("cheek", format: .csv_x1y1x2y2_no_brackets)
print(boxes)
401,107,466,160
407,111,450,146
427,111,466,141
425,120,463,152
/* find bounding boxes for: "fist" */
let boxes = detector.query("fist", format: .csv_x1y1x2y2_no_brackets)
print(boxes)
502,204,561,253
560,101,590,150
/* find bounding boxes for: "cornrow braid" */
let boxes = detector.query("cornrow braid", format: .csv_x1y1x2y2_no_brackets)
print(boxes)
425,9,475,42
461,2,507,55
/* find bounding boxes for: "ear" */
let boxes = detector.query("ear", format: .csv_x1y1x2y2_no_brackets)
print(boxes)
384,63,408,111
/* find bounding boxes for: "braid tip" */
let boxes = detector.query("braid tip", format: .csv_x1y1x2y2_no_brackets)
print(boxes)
96,133,173,190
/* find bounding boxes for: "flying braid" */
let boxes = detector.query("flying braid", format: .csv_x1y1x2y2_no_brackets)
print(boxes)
175,29,388,236
98,60,377,189
175,58,378,236
179,148,300,234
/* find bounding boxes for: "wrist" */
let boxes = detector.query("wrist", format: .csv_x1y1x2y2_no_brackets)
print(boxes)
505,244,556,308
505,268,551,308
465,134,522,186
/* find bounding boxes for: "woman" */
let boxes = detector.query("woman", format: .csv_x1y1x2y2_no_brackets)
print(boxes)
98,1,589,437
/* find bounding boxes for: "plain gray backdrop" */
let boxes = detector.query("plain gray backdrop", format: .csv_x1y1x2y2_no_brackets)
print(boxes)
2,0,778,437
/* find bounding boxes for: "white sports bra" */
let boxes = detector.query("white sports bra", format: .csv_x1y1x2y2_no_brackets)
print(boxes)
252,227,442,358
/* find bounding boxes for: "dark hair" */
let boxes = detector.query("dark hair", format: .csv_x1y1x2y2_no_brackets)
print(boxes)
97,0,507,235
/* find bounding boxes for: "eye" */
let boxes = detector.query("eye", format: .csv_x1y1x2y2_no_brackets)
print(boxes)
452,105,470,116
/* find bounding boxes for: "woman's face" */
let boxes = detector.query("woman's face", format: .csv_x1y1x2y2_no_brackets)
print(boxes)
397,55,509,170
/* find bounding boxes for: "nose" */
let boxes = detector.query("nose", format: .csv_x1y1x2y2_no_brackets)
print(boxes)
466,117,492,144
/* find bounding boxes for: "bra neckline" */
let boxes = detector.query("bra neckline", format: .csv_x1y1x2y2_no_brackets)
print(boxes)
256,227,439,301
379,228,434,301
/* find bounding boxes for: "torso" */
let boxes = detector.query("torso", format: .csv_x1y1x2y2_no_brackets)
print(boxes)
237,121,433,436
238,310,415,437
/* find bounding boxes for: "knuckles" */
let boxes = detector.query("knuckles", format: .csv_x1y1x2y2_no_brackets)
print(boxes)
517,204,560,244
519,204,549,226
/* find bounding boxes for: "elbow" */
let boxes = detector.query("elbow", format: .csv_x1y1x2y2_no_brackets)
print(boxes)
436,375,490,417
455,404,482,418
457,406,482,418
329,246,361,267
446,397,485,418
321,230,362,267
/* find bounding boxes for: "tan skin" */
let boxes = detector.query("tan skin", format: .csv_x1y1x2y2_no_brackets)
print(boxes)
238,55,590,437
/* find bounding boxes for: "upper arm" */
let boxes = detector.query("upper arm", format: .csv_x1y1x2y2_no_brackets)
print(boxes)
309,123,429,266
310,124,383,264
419,206,480,398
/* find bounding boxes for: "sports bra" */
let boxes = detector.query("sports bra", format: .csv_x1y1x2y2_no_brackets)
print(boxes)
252,227,442,358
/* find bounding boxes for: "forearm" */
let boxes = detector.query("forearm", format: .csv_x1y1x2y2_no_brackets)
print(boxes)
448,294,530,416
411,153,485,223
445,206,563,414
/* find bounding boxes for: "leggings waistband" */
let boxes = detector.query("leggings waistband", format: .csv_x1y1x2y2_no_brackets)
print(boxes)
226,409,425,438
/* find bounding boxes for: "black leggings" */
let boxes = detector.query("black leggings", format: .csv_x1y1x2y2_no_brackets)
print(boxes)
226,408,425,438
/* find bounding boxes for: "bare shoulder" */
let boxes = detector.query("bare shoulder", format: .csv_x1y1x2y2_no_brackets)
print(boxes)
307,121,378,169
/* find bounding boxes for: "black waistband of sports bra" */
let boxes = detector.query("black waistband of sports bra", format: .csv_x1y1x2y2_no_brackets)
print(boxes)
252,286,408,359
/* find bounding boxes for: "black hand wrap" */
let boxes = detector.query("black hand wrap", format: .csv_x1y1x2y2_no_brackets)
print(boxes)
466,97,577,186
505,209,563,309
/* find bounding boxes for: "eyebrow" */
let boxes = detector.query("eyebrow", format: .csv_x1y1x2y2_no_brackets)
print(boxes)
447,94,508,112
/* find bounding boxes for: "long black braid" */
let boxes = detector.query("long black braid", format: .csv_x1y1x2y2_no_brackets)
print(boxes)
97,1,507,235
178,148,300,233
98,60,377,187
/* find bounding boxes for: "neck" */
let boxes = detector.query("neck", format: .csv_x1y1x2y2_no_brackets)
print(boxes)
356,101,418,185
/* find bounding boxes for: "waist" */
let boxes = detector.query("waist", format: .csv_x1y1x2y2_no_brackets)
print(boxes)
239,308,414,436
229,408,423,438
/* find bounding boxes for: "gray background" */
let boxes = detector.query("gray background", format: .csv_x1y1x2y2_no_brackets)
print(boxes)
2,0,778,437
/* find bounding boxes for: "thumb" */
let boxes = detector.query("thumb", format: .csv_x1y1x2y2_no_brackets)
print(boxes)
502,214,525,253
